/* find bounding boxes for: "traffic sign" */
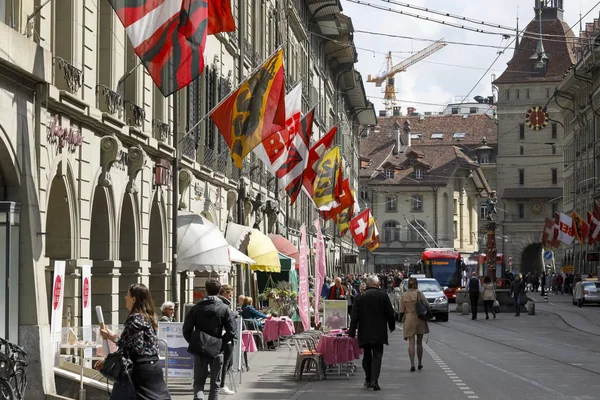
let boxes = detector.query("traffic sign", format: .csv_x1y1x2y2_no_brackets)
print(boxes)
544,251,553,260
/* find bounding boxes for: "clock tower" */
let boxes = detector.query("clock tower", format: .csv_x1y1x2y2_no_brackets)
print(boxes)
493,0,575,273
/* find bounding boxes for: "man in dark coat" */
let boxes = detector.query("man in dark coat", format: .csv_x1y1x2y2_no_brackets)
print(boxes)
349,275,395,391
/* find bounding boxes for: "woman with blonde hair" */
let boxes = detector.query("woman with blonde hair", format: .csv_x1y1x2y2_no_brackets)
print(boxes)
400,277,430,372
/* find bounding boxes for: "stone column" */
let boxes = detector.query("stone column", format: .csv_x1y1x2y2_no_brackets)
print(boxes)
91,260,121,326
486,222,497,281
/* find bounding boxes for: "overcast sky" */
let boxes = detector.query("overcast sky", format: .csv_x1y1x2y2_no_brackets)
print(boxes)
341,0,600,114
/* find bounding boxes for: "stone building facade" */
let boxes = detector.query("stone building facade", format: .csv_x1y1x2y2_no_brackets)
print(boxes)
493,0,574,273
0,0,374,397
358,113,492,272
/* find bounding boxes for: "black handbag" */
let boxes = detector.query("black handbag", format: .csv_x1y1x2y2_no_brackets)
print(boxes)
415,293,432,321
100,350,133,383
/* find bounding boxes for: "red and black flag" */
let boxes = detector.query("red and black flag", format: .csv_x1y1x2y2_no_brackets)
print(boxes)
110,0,208,96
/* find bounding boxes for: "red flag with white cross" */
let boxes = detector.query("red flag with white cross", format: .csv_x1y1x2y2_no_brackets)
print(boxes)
350,209,371,247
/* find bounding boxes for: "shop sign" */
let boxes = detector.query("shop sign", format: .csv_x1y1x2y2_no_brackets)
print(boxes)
155,159,171,187
49,115,83,151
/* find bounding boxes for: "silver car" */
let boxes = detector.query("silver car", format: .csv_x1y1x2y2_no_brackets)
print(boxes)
396,277,449,322
573,281,600,305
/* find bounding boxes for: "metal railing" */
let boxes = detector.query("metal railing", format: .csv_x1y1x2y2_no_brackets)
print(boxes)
152,119,170,143
95,84,122,115
53,57,83,93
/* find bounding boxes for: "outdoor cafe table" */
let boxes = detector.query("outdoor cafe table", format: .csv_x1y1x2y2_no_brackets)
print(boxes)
316,331,362,366
263,316,295,342
241,330,258,353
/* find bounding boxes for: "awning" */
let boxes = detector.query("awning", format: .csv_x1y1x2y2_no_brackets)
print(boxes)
177,213,230,272
225,222,253,249
278,252,295,272
229,246,256,265
248,229,281,273
268,234,300,266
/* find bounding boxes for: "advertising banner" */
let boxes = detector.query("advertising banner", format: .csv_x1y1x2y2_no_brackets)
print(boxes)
81,264,92,359
323,300,348,331
50,261,66,366
313,219,326,327
157,323,194,383
298,224,310,331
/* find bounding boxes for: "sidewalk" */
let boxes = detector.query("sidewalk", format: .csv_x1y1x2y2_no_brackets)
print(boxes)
527,291,600,335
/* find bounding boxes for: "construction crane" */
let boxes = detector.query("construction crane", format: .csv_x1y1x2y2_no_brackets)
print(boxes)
368,39,447,112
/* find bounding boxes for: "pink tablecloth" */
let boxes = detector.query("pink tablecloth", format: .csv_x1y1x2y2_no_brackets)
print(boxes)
241,331,257,353
263,317,295,342
316,334,362,365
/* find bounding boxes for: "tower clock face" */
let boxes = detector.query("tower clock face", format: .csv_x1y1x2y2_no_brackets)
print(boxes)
525,106,549,131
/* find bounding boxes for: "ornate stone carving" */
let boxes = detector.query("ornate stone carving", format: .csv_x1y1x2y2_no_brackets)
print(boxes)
126,145,147,194
178,168,194,209
99,134,122,187
226,190,238,222
264,200,279,234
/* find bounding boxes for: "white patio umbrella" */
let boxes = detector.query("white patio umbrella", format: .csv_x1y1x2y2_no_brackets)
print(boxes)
177,212,231,272
229,246,256,265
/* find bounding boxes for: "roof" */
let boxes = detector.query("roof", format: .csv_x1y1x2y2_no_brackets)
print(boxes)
494,17,576,84
359,130,482,188
502,187,562,199
375,114,497,147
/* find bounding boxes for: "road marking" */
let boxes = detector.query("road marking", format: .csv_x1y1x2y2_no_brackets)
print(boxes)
425,344,480,399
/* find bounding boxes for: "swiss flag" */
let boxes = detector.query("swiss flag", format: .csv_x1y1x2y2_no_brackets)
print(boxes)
588,210,600,244
541,217,555,247
350,209,371,247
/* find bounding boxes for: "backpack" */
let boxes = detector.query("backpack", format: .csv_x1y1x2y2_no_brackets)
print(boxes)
468,277,480,294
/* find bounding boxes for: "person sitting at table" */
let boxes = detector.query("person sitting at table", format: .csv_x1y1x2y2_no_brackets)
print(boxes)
240,297,266,327
236,294,245,313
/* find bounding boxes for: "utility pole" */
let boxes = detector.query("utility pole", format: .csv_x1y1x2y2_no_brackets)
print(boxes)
171,92,179,318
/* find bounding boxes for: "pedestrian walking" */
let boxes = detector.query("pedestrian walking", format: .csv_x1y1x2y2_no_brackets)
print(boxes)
183,279,237,400
574,278,585,307
468,272,482,320
97,283,171,400
482,276,496,320
349,275,395,391
400,277,430,372
217,285,236,395
510,274,525,316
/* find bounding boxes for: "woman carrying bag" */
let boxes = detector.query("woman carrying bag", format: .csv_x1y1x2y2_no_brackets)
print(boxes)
95,283,171,400
482,276,497,320
399,278,430,372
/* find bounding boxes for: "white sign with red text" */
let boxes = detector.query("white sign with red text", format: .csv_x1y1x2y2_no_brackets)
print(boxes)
81,264,92,358
50,261,66,366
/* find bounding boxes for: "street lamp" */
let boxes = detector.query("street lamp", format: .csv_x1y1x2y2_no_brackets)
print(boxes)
0,202,20,342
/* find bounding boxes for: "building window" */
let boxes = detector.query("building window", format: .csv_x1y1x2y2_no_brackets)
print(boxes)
453,199,458,215
415,168,424,179
519,124,525,140
518,203,525,219
451,107,459,114
526,89,530,99
360,188,369,200
516,89,520,99
384,168,394,179
552,123,557,139
453,221,458,238
520,146,524,155
383,221,399,242
546,88,550,98
506,90,510,100
552,168,557,184
519,169,524,185
409,220,427,242
551,203,558,217
552,145,556,155
469,107,477,114
480,156,489,164
411,194,423,212
480,202,489,219
386,196,397,212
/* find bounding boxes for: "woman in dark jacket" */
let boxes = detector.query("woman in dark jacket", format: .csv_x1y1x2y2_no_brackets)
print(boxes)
240,297,267,321
97,283,171,400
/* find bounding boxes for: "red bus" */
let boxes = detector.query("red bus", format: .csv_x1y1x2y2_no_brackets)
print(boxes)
418,248,464,302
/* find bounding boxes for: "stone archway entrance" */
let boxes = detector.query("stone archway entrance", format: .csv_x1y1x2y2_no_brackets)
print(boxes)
119,194,137,261
46,174,73,260
90,187,111,260
520,243,543,275
148,192,168,312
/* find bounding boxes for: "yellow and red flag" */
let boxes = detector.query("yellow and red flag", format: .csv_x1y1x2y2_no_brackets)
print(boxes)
572,211,589,244
366,223,380,251
312,147,342,208
211,48,286,168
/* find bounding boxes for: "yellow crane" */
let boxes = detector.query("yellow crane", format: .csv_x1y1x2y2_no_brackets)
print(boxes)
368,39,447,112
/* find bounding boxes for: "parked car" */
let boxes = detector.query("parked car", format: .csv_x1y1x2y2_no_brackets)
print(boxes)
573,280,600,305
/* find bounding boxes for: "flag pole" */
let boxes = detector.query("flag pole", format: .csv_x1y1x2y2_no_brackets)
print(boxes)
171,92,180,320
179,43,288,141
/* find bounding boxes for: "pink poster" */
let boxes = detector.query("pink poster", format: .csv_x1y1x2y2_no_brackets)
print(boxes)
313,219,326,327
298,224,310,331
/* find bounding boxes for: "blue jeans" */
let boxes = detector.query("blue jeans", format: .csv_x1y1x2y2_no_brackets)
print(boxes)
514,294,521,315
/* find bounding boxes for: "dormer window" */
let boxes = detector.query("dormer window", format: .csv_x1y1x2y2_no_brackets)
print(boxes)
453,132,466,139
384,168,394,179
415,168,424,179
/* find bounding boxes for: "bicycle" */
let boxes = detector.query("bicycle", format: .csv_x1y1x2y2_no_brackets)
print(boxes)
0,338,27,400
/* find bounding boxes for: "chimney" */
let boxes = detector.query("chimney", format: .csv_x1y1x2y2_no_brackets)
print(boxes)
407,107,416,116
379,110,387,117
402,120,411,147
393,125,400,155
392,106,401,117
